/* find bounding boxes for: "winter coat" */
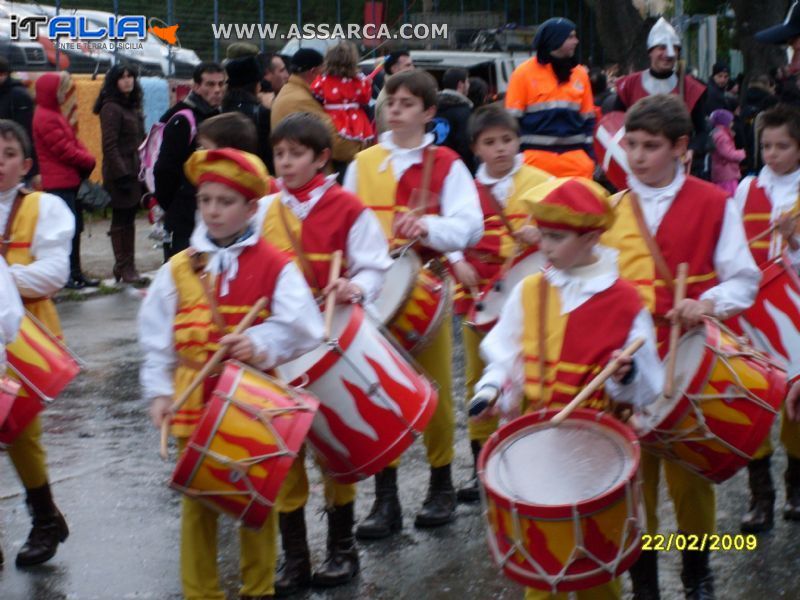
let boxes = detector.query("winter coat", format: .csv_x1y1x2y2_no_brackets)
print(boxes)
153,91,219,239
436,89,475,173
222,87,273,174
711,125,745,184
98,96,145,209
32,72,95,190
0,77,38,175
271,75,361,163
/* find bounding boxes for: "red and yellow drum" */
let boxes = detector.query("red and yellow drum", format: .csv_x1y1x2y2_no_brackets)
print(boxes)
373,248,452,354
171,361,319,529
727,253,800,367
278,303,438,483
1,312,80,446
0,377,21,444
466,249,546,333
479,408,643,592
632,318,785,483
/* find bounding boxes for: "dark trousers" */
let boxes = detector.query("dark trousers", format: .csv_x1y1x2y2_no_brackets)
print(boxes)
47,187,83,277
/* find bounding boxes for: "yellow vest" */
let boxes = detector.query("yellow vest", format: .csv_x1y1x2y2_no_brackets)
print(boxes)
600,191,657,313
3,191,61,336
354,144,400,240
170,250,272,438
497,165,550,258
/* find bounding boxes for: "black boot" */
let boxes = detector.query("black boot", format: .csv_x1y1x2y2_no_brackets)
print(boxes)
311,502,359,587
66,235,99,288
680,549,715,600
741,456,775,532
628,550,660,600
414,464,457,528
355,467,402,540
784,456,800,520
456,440,482,504
274,508,311,597
15,484,69,567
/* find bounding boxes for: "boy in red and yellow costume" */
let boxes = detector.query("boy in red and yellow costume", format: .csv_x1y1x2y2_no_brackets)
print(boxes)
602,94,760,599
139,148,323,600
256,112,391,594
471,176,662,600
448,105,550,502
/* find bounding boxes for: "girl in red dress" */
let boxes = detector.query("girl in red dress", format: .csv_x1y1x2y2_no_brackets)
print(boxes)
312,41,375,145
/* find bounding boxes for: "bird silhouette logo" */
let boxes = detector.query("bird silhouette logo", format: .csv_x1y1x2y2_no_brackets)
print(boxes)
147,18,180,46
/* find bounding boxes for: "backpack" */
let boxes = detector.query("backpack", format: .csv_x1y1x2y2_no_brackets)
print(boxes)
138,108,197,195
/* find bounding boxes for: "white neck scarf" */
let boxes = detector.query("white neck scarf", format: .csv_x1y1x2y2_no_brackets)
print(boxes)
276,174,338,221
476,155,524,208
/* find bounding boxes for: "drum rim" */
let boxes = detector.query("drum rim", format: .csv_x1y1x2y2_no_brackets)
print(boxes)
402,269,453,354
171,361,319,527
466,248,545,330
376,248,423,325
478,408,640,519
278,304,362,385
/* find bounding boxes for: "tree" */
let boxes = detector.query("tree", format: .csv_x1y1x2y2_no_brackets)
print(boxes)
731,0,790,85
582,0,653,71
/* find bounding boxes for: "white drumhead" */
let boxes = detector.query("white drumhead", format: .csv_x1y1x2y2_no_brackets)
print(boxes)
485,420,635,505
276,304,357,383
631,327,707,433
373,251,420,323
472,252,546,327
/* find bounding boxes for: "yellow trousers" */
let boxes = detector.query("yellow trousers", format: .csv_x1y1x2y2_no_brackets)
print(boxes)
752,405,800,460
641,451,715,535
7,415,49,489
389,316,455,469
462,322,498,443
177,439,278,600
277,446,356,513
524,578,621,600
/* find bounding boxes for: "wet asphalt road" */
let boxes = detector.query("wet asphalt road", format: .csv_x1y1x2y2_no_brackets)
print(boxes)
1,291,799,599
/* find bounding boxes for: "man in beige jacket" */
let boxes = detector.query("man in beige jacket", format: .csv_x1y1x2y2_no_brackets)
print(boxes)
271,48,360,175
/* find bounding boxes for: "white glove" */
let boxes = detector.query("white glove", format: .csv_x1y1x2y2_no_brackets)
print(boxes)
468,385,499,417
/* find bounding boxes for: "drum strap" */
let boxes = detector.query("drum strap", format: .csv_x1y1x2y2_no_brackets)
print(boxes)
0,191,27,258
628,192,675,292
417,146,436,215
277,200,322,292
188,251,227,334
537,277,548,410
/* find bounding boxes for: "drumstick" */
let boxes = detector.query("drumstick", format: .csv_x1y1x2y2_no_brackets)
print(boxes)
550,337,645,426
159,297,268,459
663,262,689,399
747,208,800,244
323,250,343,341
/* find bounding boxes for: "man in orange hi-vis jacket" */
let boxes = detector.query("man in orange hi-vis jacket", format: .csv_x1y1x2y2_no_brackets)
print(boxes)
505,17,596,178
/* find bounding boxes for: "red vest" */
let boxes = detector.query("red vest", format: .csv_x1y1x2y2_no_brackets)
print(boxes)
652,177,725,347
521,275,643,409
261,184,366,293
741,178,774,267
617,70,706,113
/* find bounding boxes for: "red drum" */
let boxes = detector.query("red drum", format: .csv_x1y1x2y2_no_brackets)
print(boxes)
1,312,81,446
632,319,785,483
479,408,643,592
0,377,21,447
373,248,452,354
171,361,318,529
278,303,438,483
594,111,631,191
727,254,800,367
466,249,546,333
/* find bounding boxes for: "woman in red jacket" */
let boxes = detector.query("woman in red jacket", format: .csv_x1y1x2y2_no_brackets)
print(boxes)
33,71,97,289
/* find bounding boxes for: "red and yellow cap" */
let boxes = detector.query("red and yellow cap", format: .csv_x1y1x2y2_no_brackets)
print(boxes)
184,148,269,201
523,177,615,233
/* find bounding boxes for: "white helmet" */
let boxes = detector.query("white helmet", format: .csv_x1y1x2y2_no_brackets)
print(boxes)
647,17,681,58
